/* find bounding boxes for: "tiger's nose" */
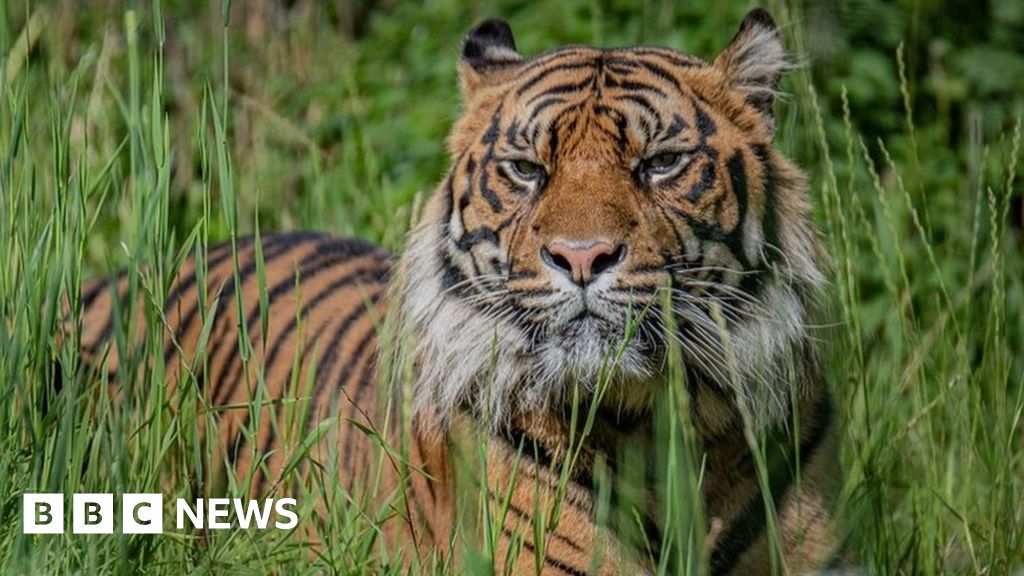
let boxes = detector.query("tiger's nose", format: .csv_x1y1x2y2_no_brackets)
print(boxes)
541,241,627,286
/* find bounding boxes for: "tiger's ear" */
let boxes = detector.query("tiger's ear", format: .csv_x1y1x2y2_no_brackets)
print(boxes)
713,9,789,130
459,19,524,98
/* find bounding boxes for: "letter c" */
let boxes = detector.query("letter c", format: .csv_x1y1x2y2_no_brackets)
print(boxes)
133,502,152,526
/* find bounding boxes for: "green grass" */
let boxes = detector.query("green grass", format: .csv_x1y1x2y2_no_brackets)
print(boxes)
1,0,1022,574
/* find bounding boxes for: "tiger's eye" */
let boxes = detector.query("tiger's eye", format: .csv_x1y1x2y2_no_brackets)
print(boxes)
647,152,682,172
512,159,545,180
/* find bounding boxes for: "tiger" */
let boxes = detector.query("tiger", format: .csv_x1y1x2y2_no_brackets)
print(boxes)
68,8,841,575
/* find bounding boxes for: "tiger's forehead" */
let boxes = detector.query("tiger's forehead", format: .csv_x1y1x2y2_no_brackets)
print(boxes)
515,45,706,80
510,48,695,100
496,47,712,162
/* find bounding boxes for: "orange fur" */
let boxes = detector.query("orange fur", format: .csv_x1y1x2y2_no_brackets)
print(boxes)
69,9,842,574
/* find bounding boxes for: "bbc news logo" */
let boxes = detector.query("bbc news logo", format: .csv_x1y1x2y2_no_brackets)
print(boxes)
22,494,298,534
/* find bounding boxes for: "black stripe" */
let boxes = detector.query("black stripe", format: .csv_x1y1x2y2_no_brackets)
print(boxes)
709,391,834,575
163,237,242,316
604,78,667,99
504,120,523,149
516,61,598,96
525,77,595,107
224,291,381,469
488,490,586,554
497,418,661,558
671,202,735,251
729,155,765,296
412,494,436,543
515,48,594,77
494,210,522,238
630,57,687,93
498,425,558,470
499,526,588,576
528,96,569,118
478,110,505,213
438,174,471,293
751,144,781,266
722,150,756,274
78,275,120,353
175,233,307,389
726,152,749,237
627,49,704,71
590,104,626,152
336,327,382,470
685,161,716,202
617,93,661,125
603,56,640,70
612,105,631,152
656,204,690,254
197,245,293,401
80,275,115,309
163,233,311,370
339,341,385,495
693,101,718,138
413,433,439,508
659,114,689,143
455,227,499,251
479,171,503,213
215,239,384,401
259,262,388,383
546,114,564,164
440,163,475,289
439,248,469,293
251,318,331,494
309,297,380,408
483,111,501,144
248,263,389,487
83,278,128,355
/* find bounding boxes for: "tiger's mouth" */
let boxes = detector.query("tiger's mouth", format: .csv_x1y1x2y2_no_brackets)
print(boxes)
535,294,661,388
555,312,618,342
547,295,623,330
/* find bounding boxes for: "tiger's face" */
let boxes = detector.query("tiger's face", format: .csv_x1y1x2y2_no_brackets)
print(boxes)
401,10,823,428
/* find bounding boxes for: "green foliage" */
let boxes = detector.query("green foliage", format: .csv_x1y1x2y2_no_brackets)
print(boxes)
0,0,1021,574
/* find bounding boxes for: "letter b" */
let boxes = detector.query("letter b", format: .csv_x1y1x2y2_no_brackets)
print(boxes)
23,494,63,534
73,494,113,534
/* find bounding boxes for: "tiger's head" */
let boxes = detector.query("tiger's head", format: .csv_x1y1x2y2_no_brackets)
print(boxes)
399,9,824,430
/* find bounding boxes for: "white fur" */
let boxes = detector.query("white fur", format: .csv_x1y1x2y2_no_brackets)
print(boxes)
719,22,792,102
482,46,522,65
721,282,809,430
400,222,530,426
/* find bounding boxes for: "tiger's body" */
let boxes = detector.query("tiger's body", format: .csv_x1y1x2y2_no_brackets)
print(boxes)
76,233,392,496
70,9,841,575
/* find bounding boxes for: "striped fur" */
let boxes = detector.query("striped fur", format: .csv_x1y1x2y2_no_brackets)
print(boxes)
73,232,391,496
70,9,840,575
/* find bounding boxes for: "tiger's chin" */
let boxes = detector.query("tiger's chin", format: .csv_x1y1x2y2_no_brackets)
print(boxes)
532,314,662,414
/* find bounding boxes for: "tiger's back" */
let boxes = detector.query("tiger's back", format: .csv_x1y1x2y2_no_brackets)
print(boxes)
74,232,391,494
